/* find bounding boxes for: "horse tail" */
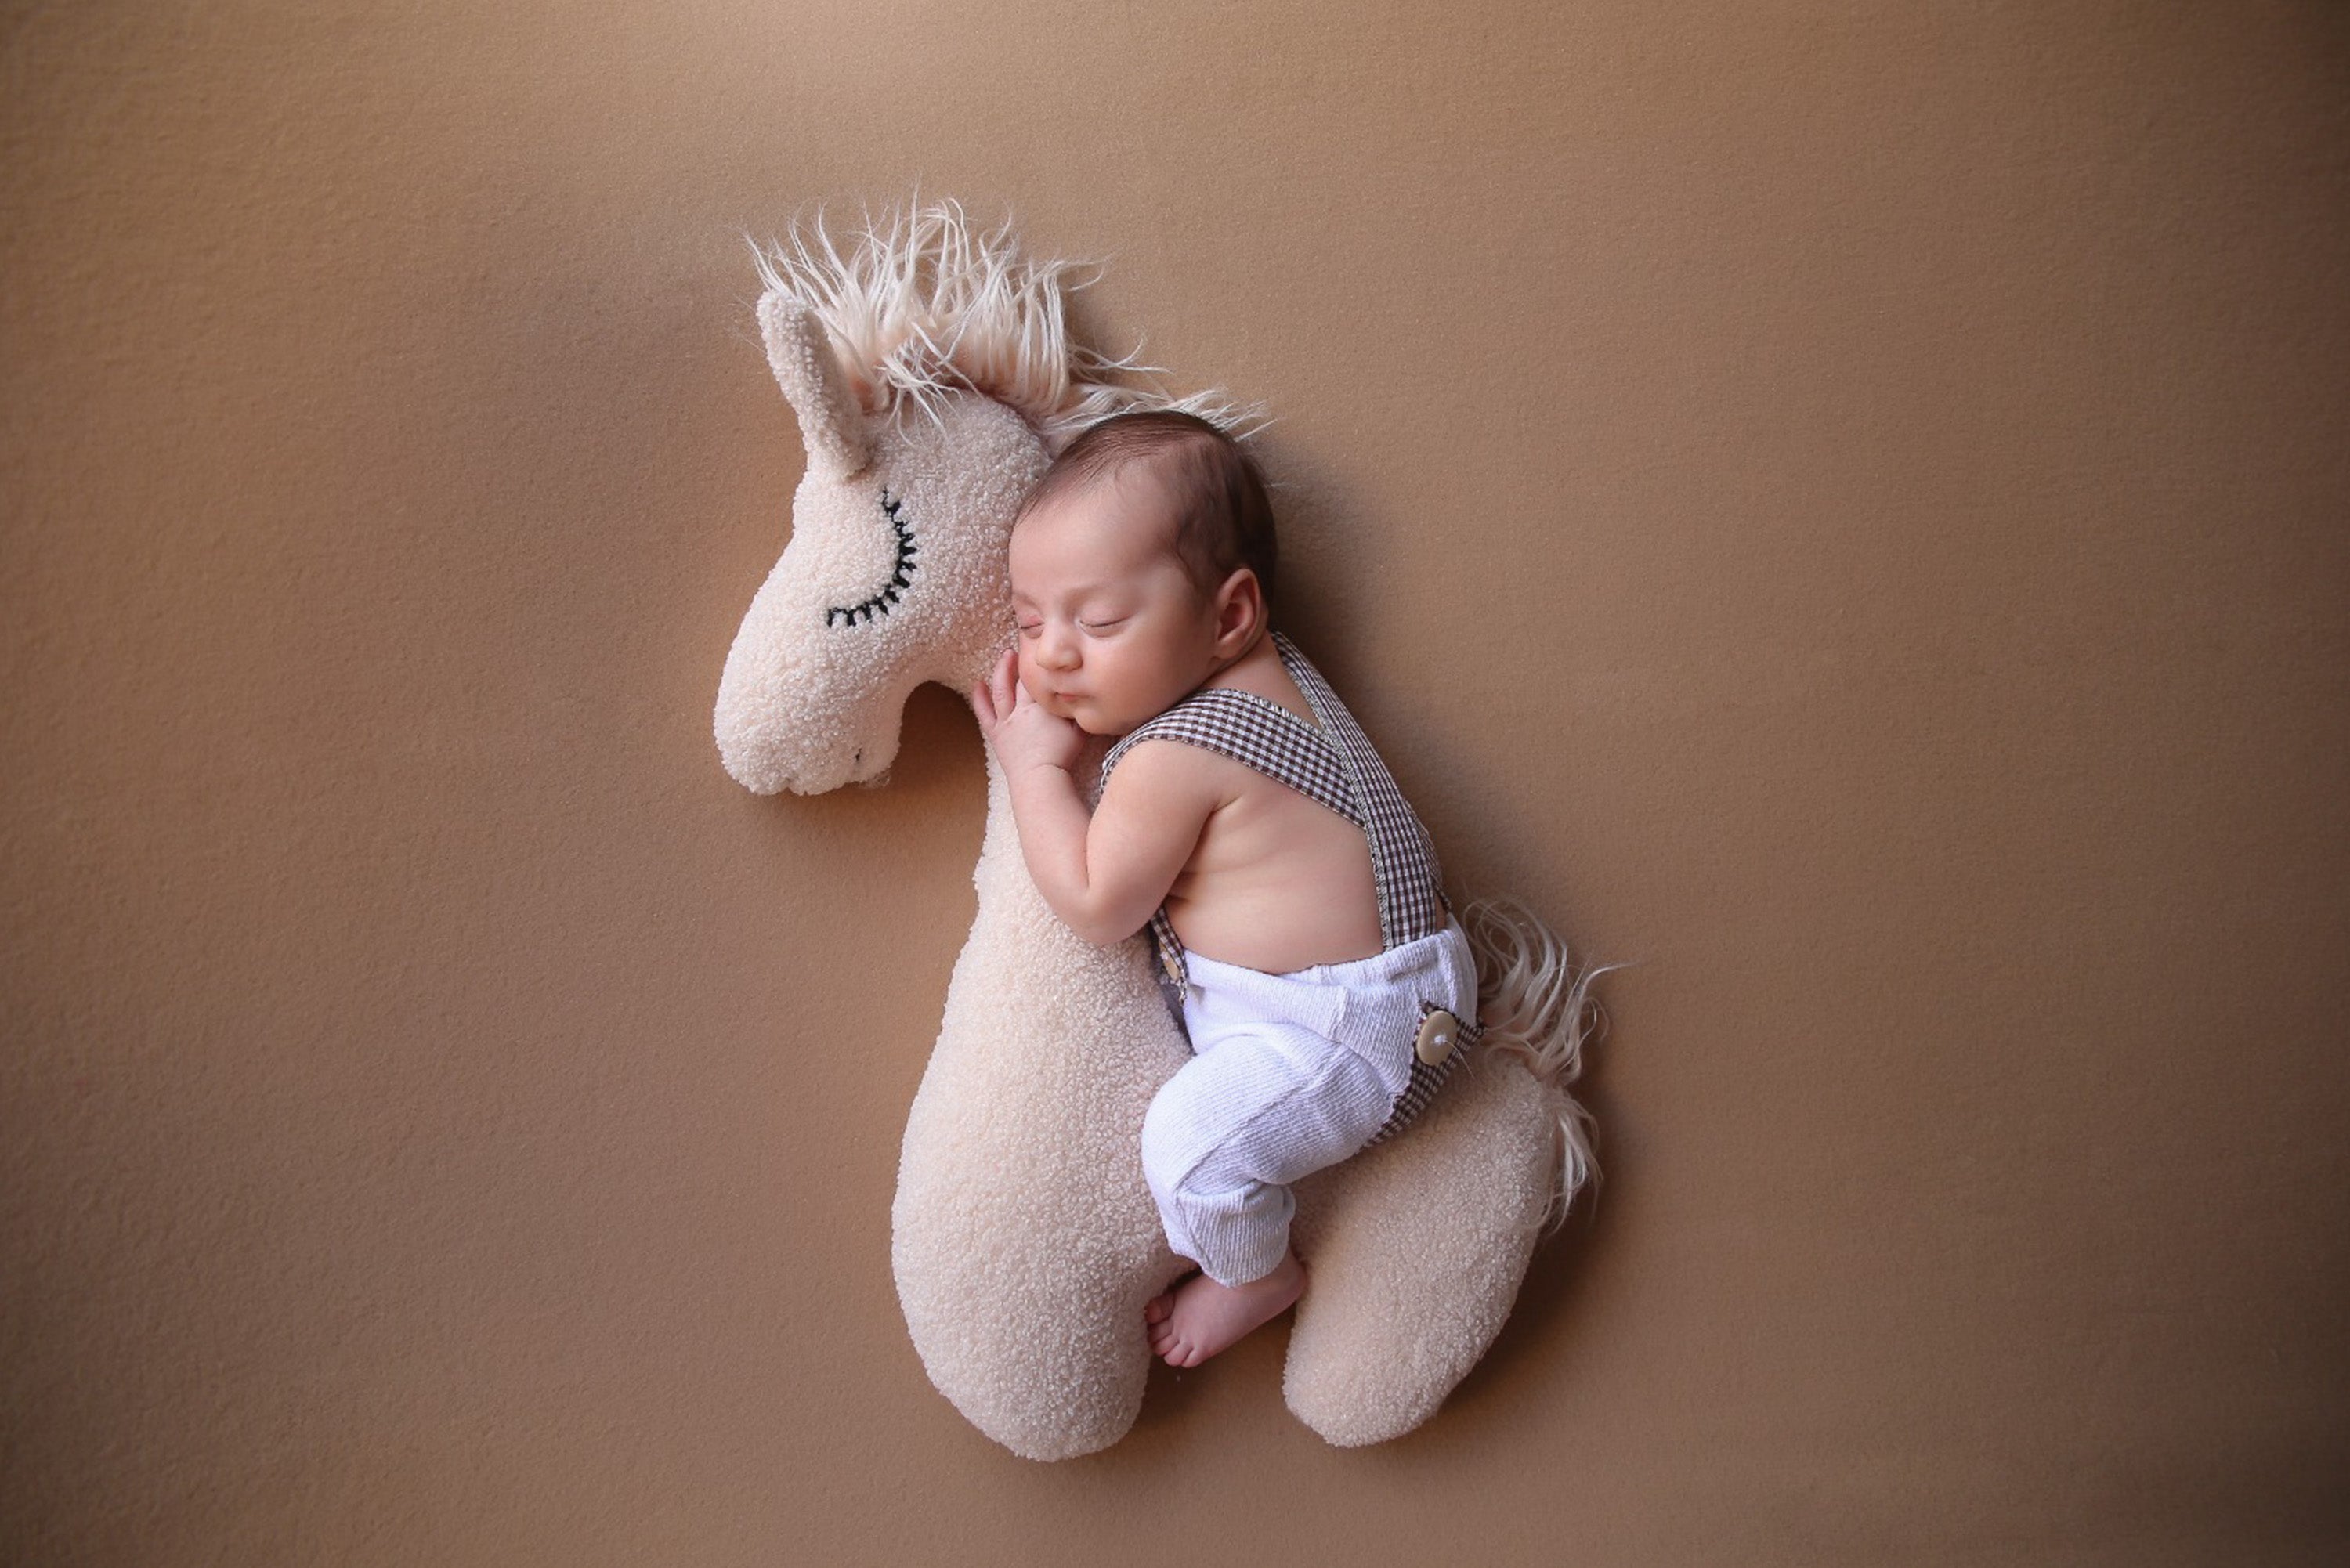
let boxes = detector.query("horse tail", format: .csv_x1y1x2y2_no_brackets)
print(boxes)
1459,894,1624,1232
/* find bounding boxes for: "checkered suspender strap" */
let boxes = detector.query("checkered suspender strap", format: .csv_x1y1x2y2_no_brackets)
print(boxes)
1268,638,1484,1140
1271,634,1452,948
1097,633,1453,986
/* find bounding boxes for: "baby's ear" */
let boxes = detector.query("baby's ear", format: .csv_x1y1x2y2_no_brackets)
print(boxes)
757,291,873,482
1213,566,1267,649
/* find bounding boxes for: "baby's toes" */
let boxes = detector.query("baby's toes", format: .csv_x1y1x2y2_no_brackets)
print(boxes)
1144,1292,1174,1325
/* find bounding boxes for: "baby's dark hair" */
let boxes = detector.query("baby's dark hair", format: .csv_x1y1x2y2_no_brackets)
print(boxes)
1014,410,1278,606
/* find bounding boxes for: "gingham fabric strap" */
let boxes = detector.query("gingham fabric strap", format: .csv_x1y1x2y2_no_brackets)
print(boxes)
1098,632,1451,982
1366,1002,1484,1147
1267,633,1449,949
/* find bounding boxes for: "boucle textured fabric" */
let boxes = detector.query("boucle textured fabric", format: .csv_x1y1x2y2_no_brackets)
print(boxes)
713,202,1575,1458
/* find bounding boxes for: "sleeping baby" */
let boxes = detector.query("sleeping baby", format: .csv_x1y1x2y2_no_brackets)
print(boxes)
971,410,1480,1367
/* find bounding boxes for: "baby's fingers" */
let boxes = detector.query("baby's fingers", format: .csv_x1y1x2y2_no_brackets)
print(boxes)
991,648,1020,714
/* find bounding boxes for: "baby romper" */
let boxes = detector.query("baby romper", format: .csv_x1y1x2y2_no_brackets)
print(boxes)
1097,631,1483,1287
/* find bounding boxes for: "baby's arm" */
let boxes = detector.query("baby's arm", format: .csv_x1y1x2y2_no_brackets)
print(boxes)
972,649,1218,947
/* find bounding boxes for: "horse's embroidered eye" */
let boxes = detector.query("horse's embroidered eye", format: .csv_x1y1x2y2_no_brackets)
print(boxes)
825,490,920,629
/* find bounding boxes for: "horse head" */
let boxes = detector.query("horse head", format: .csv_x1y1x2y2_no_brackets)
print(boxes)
714,199,1250,797
715,291,1040,793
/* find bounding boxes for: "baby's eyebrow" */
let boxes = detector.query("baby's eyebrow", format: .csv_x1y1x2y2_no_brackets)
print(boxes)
1010,583,1118,609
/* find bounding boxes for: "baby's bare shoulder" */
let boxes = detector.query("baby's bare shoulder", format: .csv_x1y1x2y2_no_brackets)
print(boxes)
1100,735,1282,829
1101,733,1246,800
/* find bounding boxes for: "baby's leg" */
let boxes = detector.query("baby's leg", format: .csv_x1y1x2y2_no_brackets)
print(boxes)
1137,1024,1394,1366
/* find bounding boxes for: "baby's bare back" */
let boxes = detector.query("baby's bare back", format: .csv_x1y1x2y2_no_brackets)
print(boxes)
1151,659,1386,974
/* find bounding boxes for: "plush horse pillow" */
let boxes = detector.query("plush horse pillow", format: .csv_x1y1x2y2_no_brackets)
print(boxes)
714,200,1600,1459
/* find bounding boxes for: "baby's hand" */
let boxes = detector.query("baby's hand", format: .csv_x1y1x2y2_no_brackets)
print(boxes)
972,646,1084,776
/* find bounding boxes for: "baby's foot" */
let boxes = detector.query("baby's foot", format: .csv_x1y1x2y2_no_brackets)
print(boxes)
1144,1252,1307,1367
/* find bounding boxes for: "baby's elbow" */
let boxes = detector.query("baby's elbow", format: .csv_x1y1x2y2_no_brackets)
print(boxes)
1069,901,1148,951
1073,917,1145,951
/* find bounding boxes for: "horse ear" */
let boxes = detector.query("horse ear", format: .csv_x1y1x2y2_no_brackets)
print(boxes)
757,291,873,481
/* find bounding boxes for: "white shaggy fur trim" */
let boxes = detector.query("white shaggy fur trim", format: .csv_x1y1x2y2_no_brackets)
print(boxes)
750,197,1264,452
1463,894,1622,1230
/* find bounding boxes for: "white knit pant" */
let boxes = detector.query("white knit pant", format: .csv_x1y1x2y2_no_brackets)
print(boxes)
1140,919,1479,1287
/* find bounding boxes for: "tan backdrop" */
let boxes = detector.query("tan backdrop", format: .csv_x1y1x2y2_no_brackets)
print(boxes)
5,2,2345,1563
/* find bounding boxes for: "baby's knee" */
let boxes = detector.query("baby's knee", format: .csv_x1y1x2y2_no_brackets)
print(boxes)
1138,1083,1191,1200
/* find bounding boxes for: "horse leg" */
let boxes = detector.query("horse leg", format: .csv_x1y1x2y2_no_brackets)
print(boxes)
1282,1053,1559,1447
890,771,1190,1460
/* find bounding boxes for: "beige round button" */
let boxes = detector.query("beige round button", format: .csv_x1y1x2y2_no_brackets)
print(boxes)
1415,1009,1462,1067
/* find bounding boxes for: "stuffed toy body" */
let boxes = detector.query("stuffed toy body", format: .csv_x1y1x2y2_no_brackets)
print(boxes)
714,201,1599,1458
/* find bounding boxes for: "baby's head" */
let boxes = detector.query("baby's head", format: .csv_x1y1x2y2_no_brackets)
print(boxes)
1008,411,1278,737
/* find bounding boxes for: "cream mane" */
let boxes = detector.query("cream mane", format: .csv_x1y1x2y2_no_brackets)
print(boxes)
750,197,1259,452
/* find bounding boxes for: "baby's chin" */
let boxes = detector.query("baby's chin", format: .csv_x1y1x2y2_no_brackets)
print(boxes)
1064,704,1138,739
